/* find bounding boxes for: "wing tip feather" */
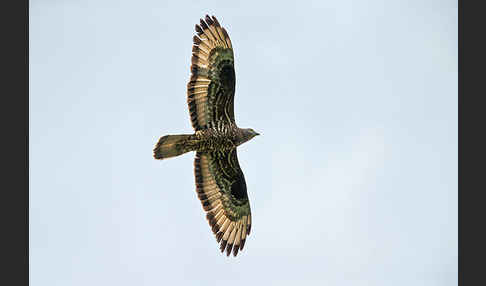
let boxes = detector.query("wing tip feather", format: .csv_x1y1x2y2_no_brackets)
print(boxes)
220,240,227,253
205,15,214,26
200,19,209,30
240,238,246,250
226,243,233,256
216,231,223,242
193,35,201,44
211,15,221,27
195,24,204,35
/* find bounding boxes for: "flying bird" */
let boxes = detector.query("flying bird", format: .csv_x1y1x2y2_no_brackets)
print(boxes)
153,15,259,257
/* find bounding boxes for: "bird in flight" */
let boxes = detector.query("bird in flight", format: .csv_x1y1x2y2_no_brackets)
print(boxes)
153,15,259,257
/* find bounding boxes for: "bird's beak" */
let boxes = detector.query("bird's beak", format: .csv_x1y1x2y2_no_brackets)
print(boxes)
255,132,260,136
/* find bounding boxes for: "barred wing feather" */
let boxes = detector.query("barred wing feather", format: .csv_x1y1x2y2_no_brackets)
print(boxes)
187,15,236,131
194,150,251,256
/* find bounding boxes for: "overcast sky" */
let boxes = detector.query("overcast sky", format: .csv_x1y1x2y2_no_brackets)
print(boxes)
30,0,457,285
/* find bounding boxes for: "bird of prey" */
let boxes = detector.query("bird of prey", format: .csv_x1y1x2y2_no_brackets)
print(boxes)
153,15,259,257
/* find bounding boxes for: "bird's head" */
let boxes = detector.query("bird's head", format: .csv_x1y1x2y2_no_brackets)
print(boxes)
246,128,260,137
239,128,260,145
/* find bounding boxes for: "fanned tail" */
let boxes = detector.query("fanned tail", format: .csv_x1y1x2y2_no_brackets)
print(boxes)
153,134,194,160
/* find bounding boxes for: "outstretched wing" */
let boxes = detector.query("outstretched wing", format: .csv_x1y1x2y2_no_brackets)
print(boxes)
187,15,236,131
194,150,252,256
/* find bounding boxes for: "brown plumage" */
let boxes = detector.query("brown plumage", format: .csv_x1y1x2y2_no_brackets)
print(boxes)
153,15,259,257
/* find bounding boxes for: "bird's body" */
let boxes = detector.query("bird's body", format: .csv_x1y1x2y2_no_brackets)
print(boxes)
195,125,239,151
153,15,259,257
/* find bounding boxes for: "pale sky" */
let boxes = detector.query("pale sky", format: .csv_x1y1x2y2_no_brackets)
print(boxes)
30,0,457,285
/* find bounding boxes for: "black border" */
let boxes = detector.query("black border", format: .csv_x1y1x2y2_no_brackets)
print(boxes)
459,1,484,285
2,0,28,285
458,0,462,283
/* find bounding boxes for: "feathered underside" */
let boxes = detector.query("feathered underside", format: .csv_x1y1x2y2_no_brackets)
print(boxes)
186,16,251,257
187,15,236,131
194,150,251,257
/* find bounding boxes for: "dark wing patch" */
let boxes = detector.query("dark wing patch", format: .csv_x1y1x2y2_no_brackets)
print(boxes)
194,149,251,257
230,172,247,200
187,15,236,131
